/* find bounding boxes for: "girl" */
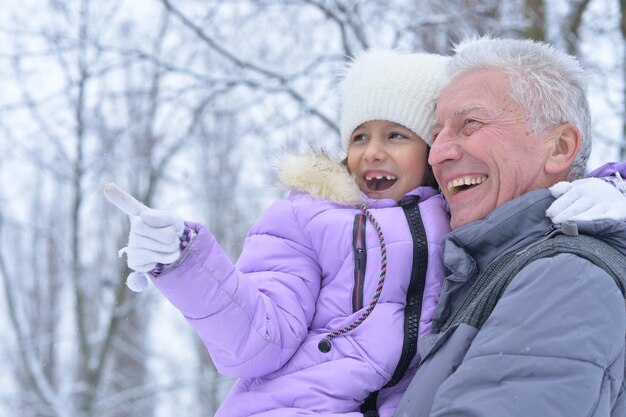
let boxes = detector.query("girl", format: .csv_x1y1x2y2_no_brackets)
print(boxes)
105,49,626,417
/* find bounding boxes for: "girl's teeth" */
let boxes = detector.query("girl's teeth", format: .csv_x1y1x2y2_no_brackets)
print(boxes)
364,174,398,182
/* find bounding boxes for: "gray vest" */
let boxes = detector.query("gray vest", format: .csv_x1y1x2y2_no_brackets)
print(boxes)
441,225,626,333
394,224,626,417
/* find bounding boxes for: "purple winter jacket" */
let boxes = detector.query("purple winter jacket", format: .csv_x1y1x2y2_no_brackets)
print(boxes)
150,153,451,417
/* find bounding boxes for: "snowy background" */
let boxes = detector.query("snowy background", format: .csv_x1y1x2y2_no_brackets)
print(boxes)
0,0,624,416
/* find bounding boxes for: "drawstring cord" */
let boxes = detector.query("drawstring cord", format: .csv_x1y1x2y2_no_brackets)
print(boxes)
318,207,387,353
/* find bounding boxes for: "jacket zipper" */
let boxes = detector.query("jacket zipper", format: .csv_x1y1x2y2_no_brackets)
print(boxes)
386,196,428,386
352,213,367,312
360,196,429,416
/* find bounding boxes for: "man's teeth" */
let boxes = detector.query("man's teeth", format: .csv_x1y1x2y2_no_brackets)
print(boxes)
447,175,487,192
366,175,397,181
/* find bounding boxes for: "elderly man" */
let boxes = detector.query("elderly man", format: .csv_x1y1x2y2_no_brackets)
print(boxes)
393,37,626,416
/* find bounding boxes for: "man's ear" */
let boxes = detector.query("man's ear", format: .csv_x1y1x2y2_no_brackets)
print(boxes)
544,123,580,175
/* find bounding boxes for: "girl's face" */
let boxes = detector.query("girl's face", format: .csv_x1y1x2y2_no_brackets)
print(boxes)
347,120,429,201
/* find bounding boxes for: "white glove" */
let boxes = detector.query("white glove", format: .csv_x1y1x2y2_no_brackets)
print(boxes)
546,177,626,223
104,183,184,291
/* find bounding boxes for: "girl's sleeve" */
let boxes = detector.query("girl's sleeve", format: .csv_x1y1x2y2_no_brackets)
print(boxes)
150,198,322,378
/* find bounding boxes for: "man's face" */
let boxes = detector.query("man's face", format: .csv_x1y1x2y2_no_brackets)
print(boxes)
430,68,556,229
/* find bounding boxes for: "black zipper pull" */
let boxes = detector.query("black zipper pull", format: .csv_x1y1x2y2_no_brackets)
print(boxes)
355,247,364,269
399,195,419,207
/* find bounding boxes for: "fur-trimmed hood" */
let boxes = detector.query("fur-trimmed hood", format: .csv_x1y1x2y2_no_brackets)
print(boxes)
277,151,365,206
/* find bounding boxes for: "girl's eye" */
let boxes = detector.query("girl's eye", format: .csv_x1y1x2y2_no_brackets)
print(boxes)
352,133,367,143
390,132,407,140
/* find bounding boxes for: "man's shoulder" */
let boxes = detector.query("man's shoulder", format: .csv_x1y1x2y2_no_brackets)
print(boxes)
443,231,626,332
507,232,626,292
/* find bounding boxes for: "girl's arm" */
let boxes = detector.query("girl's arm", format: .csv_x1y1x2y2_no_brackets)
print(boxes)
150,198,321,378
546,161,626,223
105,184,321,379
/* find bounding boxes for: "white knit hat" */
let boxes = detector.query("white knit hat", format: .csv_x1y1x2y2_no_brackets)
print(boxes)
339,49,449,149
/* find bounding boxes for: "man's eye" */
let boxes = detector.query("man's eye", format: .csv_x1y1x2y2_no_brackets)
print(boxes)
461,119,481,134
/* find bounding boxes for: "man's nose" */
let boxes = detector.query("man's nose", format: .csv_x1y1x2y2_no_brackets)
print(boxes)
428,127,461,167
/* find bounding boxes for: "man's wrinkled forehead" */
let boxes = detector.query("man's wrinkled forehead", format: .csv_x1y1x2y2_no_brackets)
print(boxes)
430,102,490,133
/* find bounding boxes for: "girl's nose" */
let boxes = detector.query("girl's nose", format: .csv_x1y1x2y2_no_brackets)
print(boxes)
363,138,386,161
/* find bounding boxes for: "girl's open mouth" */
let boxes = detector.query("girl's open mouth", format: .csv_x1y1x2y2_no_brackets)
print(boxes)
366,175,398,191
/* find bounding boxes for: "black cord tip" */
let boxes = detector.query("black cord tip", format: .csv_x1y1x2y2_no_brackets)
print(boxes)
318,338,332,353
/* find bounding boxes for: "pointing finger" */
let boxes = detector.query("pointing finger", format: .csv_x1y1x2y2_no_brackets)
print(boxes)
103,183,149,216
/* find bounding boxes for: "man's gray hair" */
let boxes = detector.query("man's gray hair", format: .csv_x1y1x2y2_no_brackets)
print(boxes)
447,36,591,179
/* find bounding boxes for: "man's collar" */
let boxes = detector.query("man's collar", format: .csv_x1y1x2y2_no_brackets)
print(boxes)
445,189,554,270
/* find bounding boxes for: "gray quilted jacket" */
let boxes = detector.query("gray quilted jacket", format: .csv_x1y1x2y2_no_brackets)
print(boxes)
394,189,626,417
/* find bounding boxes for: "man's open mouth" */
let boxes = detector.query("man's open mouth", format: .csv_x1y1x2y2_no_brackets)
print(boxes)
365,175,398,192
446,175,487,195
